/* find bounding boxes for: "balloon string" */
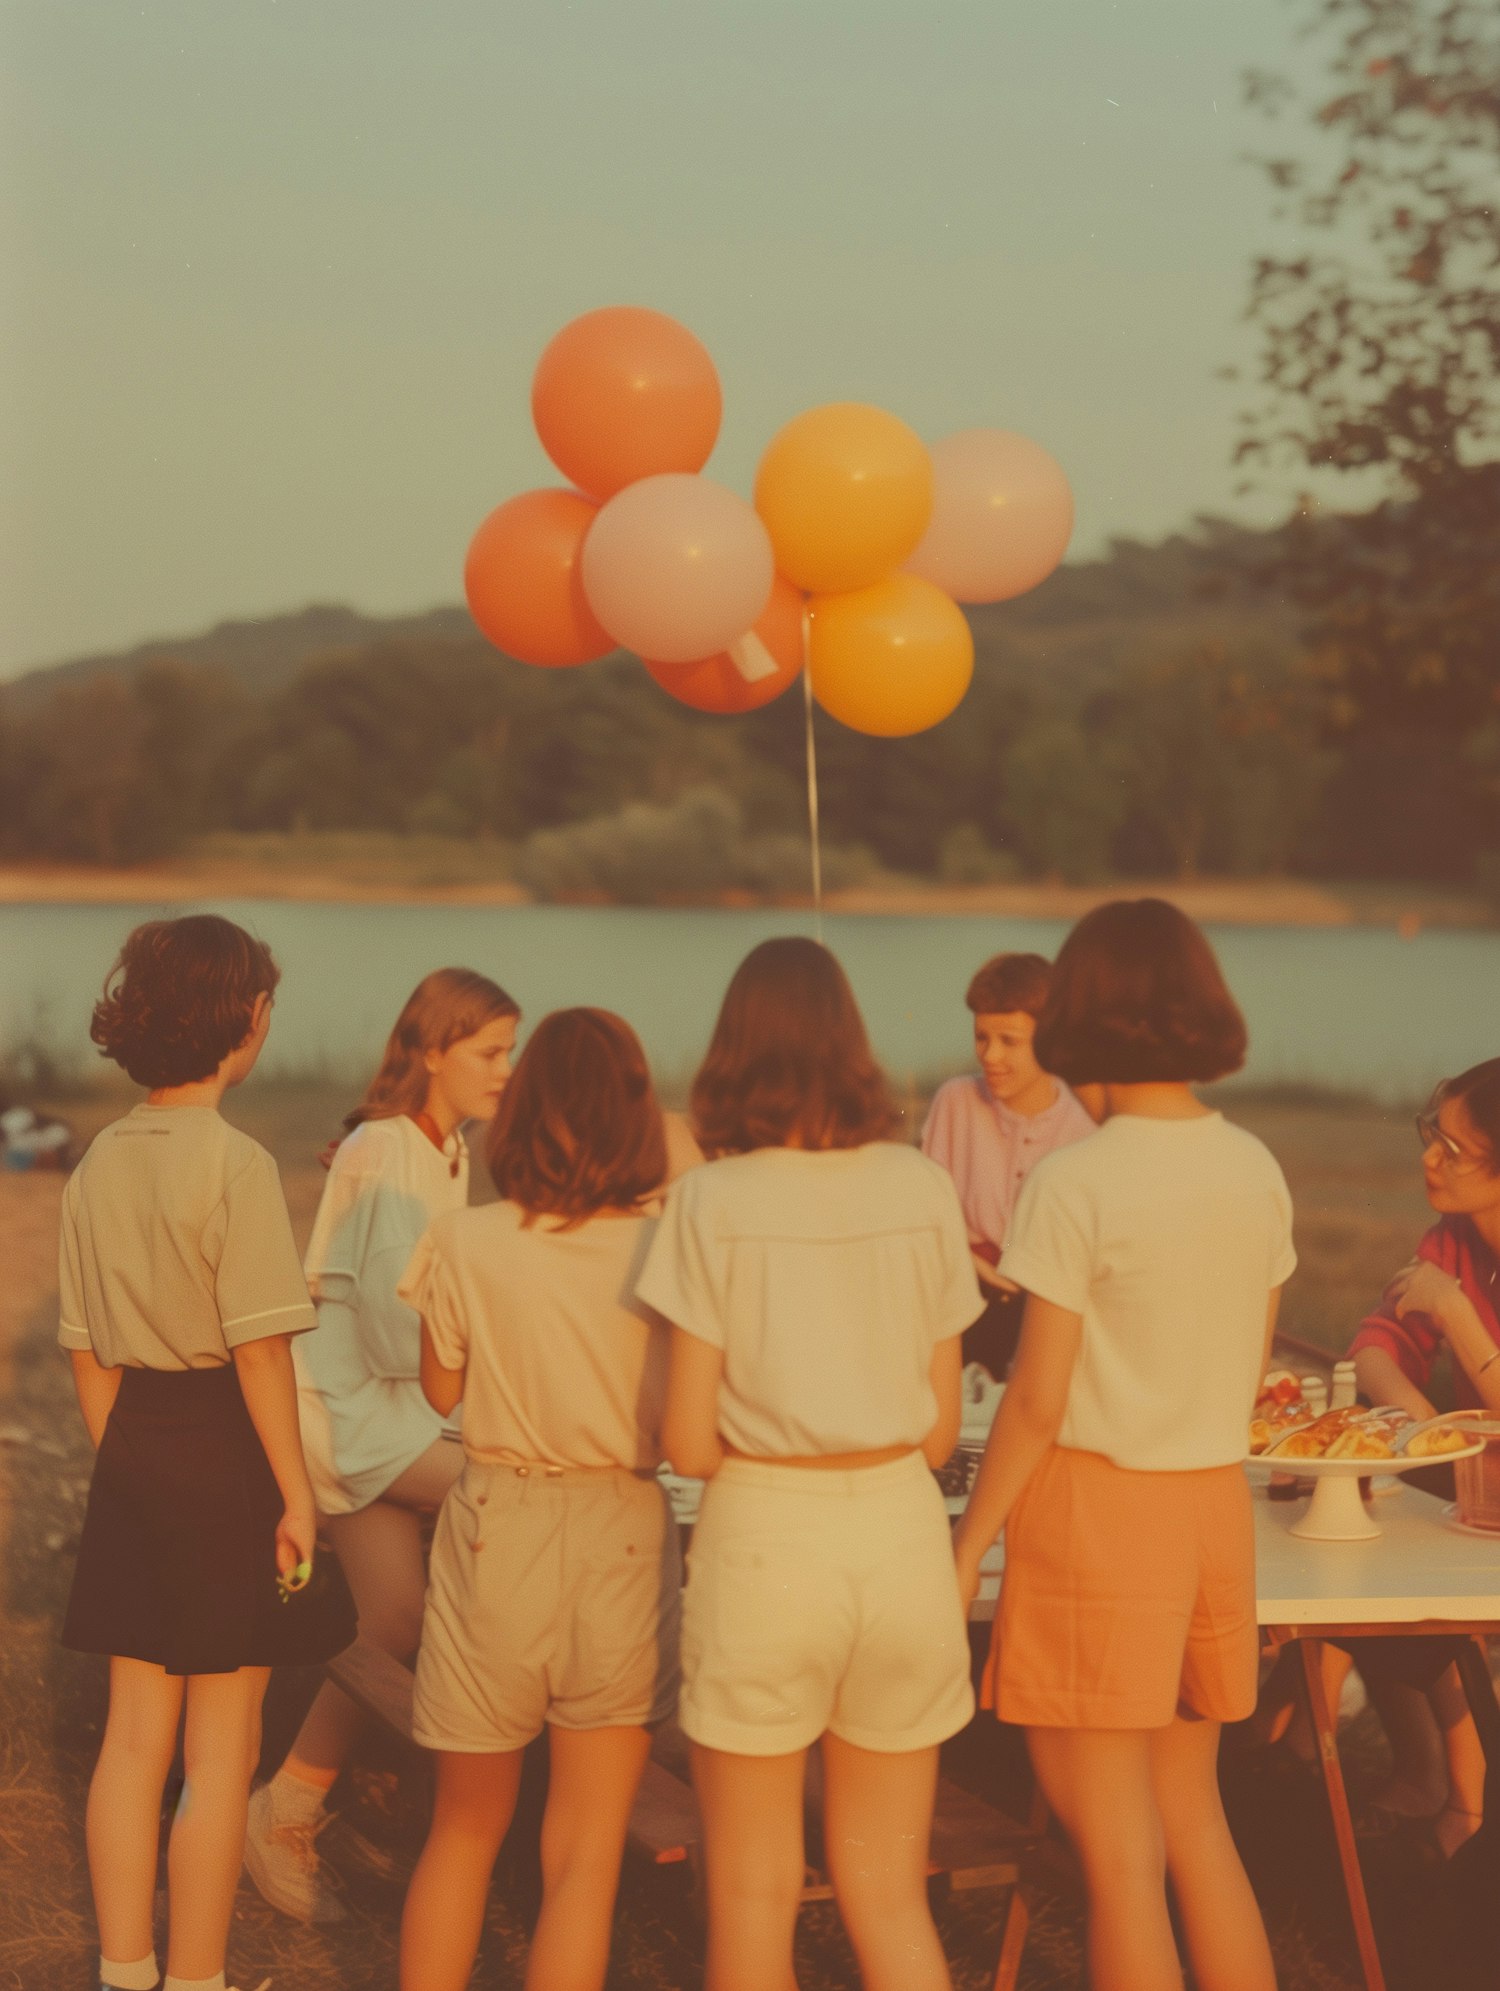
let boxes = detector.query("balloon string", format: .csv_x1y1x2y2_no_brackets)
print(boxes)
801,648,824,945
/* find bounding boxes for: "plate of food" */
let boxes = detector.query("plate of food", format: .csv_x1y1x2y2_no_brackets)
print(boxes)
1246,1392,1483,1540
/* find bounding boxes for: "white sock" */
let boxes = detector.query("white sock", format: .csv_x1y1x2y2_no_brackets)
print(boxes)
100,1954,158,1991
268,1766,330,1822
162,1974,226,1991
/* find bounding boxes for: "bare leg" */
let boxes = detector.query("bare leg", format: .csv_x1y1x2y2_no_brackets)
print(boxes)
165,1667,270,1980
1026,1727,1182,1991
819,1733,951,1991
87,1658,185,1965
283,1440,463,1787
691,1741,808,1991
400,1749,525,1991
1429,1665,1486,1856
1149,1715,1275,1991
524,1726,652,1991
1365,1673,1446,1817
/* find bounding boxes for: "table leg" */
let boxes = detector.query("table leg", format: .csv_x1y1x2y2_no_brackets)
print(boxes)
990,1782,1050,1991
1298,1638,1388,1991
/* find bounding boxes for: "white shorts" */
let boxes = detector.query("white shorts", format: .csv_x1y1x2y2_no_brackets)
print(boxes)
681,1451,975,1756
414,1460,681,1753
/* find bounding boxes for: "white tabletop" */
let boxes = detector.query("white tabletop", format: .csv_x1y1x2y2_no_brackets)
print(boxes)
1252,1482,1500,1627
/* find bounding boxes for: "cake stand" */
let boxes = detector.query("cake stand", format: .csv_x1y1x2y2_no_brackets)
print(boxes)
1250,1441,1485,1542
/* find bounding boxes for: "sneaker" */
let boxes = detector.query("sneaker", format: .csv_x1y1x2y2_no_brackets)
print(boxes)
242,1781,346,1924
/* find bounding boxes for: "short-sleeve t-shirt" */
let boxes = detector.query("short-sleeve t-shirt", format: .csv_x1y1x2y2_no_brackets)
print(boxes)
998,1111,1297,1472
57,1104,315,1370
398,1204,667,1471
635,1143,984,1459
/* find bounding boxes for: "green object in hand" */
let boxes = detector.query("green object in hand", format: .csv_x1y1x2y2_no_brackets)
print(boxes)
276,1558,313,1603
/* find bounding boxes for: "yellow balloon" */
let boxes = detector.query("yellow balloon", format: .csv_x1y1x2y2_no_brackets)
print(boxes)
807,574,974,737
754,403,933,595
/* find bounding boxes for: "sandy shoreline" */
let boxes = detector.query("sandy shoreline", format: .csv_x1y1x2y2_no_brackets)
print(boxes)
0,861,1493,930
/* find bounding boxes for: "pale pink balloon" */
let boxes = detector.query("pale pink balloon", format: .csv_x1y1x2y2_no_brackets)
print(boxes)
904,430,1074,603
581,473,775,664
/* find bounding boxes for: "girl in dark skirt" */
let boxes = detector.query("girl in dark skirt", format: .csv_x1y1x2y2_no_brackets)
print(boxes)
59,916,355,1991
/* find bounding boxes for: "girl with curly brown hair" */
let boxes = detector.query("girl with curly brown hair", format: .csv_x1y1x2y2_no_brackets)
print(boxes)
60,914,354,1991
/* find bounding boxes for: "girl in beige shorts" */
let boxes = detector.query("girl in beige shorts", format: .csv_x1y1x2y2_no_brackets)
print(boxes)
639,938,983,1991
398,1009,696,1991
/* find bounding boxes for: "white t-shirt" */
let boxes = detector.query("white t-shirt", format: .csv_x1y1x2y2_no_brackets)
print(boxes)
399,1204,667,1471
998,1112,1297,1472
636,1143,984,1460
294,1114,468,1513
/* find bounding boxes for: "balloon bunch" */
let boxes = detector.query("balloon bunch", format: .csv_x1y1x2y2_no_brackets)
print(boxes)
464,307,1073,737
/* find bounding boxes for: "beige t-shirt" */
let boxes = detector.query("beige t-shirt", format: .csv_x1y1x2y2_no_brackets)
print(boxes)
635,1143,983,1459
999,1111,1298,1472
398,1203,668,1471
57,1104,316,1369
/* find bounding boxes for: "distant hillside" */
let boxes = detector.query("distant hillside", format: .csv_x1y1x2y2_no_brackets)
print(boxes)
5,517,1299,709
5,603,474,707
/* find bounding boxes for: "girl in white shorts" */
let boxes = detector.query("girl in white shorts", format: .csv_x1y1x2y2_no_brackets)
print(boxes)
244,967,520,1922
638,937,983,1991
398,1008,696,1991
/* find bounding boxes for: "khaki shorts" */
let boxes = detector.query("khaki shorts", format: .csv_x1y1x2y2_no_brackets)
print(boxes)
414,1460,681,1753
681,1451,975,1756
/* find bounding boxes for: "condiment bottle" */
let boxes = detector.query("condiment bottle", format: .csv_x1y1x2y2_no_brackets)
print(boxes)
1301,1375,1329,1417
1331,1360,1358,1410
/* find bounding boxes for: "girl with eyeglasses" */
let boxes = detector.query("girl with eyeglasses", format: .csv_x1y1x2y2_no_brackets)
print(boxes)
1330,1057,1500,1860
1349,1058,1500,1421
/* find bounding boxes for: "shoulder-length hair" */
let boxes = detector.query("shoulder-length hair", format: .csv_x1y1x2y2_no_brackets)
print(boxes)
690,937,896,1156
1034,899,1247,1086
91,915,280,1089
345,968,520,1131
486,1008,666,1226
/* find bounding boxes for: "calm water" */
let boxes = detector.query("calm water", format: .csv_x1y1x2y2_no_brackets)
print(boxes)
3,899,1498,1103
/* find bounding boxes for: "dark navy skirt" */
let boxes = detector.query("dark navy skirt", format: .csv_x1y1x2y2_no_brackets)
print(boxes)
63,1364,356,1676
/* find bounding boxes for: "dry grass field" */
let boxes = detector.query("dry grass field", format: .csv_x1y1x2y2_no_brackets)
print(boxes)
0,1083,1488,1991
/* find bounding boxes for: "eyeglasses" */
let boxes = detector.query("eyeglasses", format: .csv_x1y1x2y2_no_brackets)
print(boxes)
1415,1112,1489,1173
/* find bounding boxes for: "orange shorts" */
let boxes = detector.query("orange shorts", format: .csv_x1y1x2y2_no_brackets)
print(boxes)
982,1446,1258,1730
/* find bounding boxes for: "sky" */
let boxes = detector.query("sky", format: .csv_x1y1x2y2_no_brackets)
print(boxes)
1,0,1319,679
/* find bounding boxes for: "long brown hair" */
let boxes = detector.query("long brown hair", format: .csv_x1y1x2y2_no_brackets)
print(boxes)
345,968,520,1131
690,937,895,1156
486,1008,667,1227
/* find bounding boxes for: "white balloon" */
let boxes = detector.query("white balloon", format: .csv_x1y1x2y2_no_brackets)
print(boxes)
904,430,1073,603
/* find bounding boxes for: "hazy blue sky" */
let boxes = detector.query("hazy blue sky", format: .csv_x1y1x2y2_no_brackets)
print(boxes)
3,0,1316,678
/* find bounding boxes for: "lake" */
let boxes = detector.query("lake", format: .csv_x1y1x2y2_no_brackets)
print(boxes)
2,899,1498,1103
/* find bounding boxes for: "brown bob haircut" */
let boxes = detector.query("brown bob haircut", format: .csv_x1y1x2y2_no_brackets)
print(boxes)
346,968,520,1132
91,915,281,1089
1034,899,1248,1086
486,1008,666,1227
965,952,1052,1018
691,937,896,1156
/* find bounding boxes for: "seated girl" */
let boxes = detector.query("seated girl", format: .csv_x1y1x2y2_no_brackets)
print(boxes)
1336,1057,1500,1856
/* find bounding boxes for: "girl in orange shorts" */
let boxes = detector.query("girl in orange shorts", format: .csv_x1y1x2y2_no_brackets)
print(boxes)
953,900,1294,1991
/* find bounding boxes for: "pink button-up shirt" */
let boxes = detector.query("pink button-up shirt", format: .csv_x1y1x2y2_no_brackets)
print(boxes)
920,1073,1097,1261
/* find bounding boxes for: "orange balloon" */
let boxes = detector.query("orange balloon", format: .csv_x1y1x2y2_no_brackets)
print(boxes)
807,574,973,737
464,488,613,668
754,402,933,595
532,307,722,500
644,573,805,714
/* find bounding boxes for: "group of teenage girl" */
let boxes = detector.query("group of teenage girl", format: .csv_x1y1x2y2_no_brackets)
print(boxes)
56,899,1500,1991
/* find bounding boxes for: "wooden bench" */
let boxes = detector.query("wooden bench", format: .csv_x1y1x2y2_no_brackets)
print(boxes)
327,1635,1045,1984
